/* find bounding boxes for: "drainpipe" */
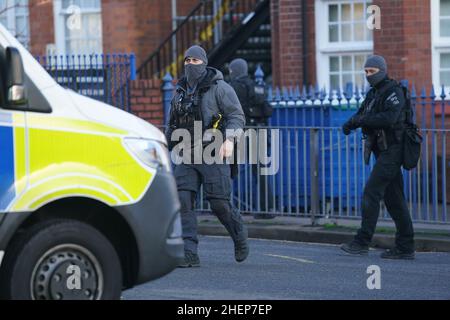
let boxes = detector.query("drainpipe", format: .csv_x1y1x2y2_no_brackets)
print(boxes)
302,0,308,86
171,0,177,72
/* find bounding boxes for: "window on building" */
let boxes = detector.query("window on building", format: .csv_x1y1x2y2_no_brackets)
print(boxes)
432,0,450,90
329,53,369,90
440,52,450,86
440,0,450,37
316,0,373,92
328,2,373,43
54,0,103,56
0,0,30,49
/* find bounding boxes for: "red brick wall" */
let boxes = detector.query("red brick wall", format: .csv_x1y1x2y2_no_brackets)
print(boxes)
270,0,316,87
372,0,432,127
130,79,164,126
29,0,55,56
28,0,174,64
270,0,303,87
373,0,432,88
102,0,173,67
176,0,201,17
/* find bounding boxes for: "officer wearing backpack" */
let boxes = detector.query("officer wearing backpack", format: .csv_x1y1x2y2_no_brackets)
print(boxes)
229,59,273,126
166,46,249,267
340,55,416,259
228,58,275,219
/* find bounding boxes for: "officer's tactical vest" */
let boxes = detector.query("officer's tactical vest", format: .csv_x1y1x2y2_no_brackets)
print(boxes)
172,88,204,132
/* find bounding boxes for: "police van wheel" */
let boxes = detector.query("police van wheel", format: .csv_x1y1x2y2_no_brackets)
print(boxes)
0,219,122,300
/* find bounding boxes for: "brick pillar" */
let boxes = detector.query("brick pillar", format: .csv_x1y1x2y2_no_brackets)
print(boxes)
270,0,303,87
130,79,164,126
29,0,55,56
270,0,315,87
373,0,432,88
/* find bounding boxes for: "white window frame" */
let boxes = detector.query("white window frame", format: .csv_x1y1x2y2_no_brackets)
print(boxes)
315,0,373,91
432,0,450,92
53,0,103,56
0,0,30,48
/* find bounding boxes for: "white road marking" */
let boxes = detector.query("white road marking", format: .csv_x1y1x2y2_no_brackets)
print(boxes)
265,254,316,264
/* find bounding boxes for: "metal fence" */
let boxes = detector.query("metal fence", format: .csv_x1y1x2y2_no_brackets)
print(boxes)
37,53,136,112
161,70,450,225
227,127,450,226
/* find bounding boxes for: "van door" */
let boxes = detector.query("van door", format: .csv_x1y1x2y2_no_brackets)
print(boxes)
0,44,27,213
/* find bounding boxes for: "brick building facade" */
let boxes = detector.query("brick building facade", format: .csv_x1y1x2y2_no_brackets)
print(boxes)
4,0,447,89
2,0,448,125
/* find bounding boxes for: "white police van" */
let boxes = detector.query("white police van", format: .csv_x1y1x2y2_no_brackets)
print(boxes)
0,24,183,300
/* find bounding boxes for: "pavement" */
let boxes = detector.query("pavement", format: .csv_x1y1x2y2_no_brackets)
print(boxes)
123,236,450,300
198,214,450,252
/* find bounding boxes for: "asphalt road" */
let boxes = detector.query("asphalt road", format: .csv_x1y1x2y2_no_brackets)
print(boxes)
123,236,450,300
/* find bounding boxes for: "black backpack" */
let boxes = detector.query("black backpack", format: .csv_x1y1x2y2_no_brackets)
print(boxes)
232,77,273,119
398,84,423,171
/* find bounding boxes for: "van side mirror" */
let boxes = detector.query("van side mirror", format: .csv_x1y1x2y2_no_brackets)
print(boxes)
6,47,28,107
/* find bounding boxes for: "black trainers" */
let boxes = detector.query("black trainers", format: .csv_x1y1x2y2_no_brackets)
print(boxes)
341,241,369,255
235,240,249,263
178,251,200,268
381,248,415,260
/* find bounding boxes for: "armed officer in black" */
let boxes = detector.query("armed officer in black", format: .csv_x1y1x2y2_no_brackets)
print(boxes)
166,45,249,267
228,58,274,218
340,55,415,260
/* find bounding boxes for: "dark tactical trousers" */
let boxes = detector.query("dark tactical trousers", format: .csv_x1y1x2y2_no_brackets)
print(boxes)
174,163,247,254
355,143,415,253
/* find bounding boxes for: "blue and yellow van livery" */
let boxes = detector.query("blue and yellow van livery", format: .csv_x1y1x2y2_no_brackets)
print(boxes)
0,24,183,300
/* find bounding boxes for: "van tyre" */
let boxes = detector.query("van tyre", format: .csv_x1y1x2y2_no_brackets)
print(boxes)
0,219,122,300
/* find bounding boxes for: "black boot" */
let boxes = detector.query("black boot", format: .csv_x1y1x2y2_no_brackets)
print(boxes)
178,251,201,268
341,241,369,255
381,248,415,260
234,224,249,263
235,240,249,263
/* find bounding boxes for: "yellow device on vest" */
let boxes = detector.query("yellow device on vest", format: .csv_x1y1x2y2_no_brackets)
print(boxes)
213,114,223,129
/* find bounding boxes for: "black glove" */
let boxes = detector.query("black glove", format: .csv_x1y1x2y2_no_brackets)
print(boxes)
342,122,352,136
343,115,366,135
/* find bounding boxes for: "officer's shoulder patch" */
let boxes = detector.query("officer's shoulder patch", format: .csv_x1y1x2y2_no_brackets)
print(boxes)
386,91,400,105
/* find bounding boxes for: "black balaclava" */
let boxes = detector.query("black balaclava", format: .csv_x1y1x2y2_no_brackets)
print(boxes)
184,45,208,90
229,58,248,80
364,55,387,87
